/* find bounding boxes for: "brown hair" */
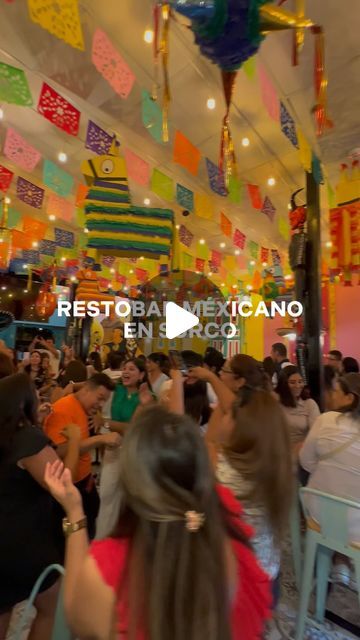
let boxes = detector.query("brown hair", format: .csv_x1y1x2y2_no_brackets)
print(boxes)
113,406,250,640
0,352,15,379
338,373,360,419
224,389,293,541
229,354,272,394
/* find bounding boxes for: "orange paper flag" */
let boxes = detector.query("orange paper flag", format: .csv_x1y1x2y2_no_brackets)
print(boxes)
173,131,201,176
220,212,232,237
22,216,48,240
12,230,34,250
76,183,89,208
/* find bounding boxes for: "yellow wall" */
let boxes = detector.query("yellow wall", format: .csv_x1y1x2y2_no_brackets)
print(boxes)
242,293,264,361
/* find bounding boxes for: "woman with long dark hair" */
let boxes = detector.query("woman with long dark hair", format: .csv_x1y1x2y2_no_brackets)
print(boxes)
22,349,47,390
276,365,320,447
0,373,81,639
45,405,271,640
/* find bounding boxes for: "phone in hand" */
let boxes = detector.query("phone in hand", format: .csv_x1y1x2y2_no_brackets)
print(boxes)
168,350,188,375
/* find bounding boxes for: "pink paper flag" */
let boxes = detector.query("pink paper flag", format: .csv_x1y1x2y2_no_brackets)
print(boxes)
4,128,41,171
47,193,74,222
233,228,246,250
124,148,150,186
211,250,221,267
258,65,279,122
92,29,135,99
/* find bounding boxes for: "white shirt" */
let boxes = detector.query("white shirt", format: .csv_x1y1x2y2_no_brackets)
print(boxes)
24,348,61,377
300,411,360,541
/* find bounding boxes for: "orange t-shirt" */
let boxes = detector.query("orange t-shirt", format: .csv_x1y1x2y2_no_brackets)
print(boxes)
45,394,91,483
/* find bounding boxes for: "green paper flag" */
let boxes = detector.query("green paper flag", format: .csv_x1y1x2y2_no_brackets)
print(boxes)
76,207,86,227
228,176,243,204
242,56,257,80
55,247,78,260
78,234,88,249
0,62,33,106
151,169,174,202
142,90,164,144
327,182,336,209
43,159,74,197
196,242,209,260
278,217,290,241
182,252,194,269
7,208,22,228
248,241,259,259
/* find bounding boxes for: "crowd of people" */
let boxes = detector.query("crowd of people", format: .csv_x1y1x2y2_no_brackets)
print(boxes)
0,334,359,639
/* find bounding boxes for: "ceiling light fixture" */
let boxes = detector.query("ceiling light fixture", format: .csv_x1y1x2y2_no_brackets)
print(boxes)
234,249,240,255
267,177,276,187
84,228,89,234
175,224,180,229
144,198,151,206
262,261,268,267
58,151,67,163
221,282,225,287
144,29,154,44
220,242,226,248
48,214,56,221
325,241,332,248
0,107,4,120
207,97,216,110
241,137,250,147
4,196,11,205
250,260,256,266
246,285,253,291
32,241,39,248
199,238,205,245
288,203,292,210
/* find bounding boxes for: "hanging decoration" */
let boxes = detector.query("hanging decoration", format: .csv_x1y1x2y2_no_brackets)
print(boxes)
47,193,74,223
92,29,135,99
27,0,84,50
178,224,193,248
174,131,201,176
4,128,41,172
176,184,194,212
35,282,58,319
220,211,232,237
16,177,44,209
43,159,74,197
37,82,80,136
247,183,262,210
0,165,14,193
248,241,259,260
311,26,333,136
194,193,214,220
0,62,33,105
142,90,164,144
22,216,48,240
152,3,171,142
297,128,312,173
258,64,279,121
85,120,114,156
151,169,174,202
124,149,150,187
0,197,12,270
261,195,276,221
54,228,75,248
82,142,174,256
39,239,57,256
228,176,243,204
280,102,298,148
233,228,246,250
205,158,227,196
260,247,269,263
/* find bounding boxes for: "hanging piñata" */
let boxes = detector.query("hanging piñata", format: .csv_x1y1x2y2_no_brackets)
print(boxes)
82,139,174,257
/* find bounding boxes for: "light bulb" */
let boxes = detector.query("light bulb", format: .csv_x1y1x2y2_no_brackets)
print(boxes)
4,196,11,205
250,260,256,266
129,269,134,274
58,152,67,163
22,264,28,269
144,198,150,206
207,98,216,110
0,107,4,120
241,137,250,147
84,228,89,234
234,249,240,255
48,214,56,221
144,29,154,44
139,256,144,260
208,272,212,277
175,224,180,229
267,177,276,187
199,238,205,245
220,242,226,248
288,203,292,210
32,241,39,248
246,285,253,291
221,283,225,287
325,241,332,248
262,261,268,267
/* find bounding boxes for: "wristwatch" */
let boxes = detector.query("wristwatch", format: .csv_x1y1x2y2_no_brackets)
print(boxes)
103,420,110,431
62,516,87,537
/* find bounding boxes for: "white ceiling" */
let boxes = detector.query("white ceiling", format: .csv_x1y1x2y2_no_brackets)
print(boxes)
0,0,359,265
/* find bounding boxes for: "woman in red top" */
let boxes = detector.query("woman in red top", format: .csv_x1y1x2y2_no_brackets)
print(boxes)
45,406,271,640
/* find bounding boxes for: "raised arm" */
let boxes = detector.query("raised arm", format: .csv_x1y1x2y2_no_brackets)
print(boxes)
187,367,236,414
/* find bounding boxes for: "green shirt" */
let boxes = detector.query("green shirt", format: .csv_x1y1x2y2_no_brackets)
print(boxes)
111,384,140,423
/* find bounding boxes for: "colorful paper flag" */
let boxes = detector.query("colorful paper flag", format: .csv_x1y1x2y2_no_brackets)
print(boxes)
75,183,89,208
4,128,41,172
16,177,44,209
0,62,33,106
124,148,150,187
37,82,80,136
196,242,209,260
260,247,269,263
85,120,113,155
151,169,174,202
278,217,290,241
228,176,243,204
11,229,34,250
248,241,259,260
205,158,227,196
195,193,214,220
258,65,279,122
47,193,74,222
261,196,276,222
28,0,84,50
43,159,74,197
135,268,148,283
7,208,22,229
22,216,48,239
243,56,257,80
233,228,246,250
211,250,221,267
0,164,14,193
173,131,201,176
179,224,193,248
176,184,194,212
297,128,312,173
327,182,336,209
195,258,205,272
220,212,232,237
182,252,194,269
312,153,324,185
55,228,75,248
271,249,281,266
102,256,116,268
141,90,163,144
39,239,57,256
92,29,135,99
247,183,262,210
21,249,40,264
280,102,298,148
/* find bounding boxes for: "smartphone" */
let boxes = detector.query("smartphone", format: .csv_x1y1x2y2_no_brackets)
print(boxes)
168,350,188,375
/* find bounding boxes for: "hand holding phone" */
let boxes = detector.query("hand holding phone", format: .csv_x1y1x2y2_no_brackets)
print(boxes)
168,350,188,375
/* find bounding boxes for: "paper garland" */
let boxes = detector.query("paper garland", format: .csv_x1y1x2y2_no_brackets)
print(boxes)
179,224,193,248
16,177,44,209
4,128,41,172
85,120,113,156
92,29,135,99
312,154,324,185
12,229,34,250
195,193,214,220
22,216,48,239
124,148,150,187
247,184,262,210
233,228,246,250
297,128,312,173
37,82,80,136
271,249,281,266
0,164,14,193
55,228,75,248
27,0,84,50
142,90,163,144
280,102,298,148
176,184,194,212
195,258,205,272
248,241,259,260
278,217,290,242
211,250,221,267
173,131,201,176
43,159,74,197
47,193,74,222
0,62,33,106
6,208,22,229
228,176,243,204
258,65,279,122
21,249,40,264
151,169,174,202
220,212,232,237
242,56,256,80
261,196,276,222
75,184,89,208
39,239,57,256
205,158,227,196
260,247,269,263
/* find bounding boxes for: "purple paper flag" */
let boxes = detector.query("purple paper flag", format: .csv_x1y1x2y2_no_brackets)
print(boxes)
39,239,57,256
102,255,116,268
179,224,194,248
271,249,281,266
21,250,40,264
261,196,276,222
205,158,227,196
85,120,114,155
55,228,74,248
16,177,44,209
280,102,298,148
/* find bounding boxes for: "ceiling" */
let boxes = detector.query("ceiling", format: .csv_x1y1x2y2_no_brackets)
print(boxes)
0,0,359,267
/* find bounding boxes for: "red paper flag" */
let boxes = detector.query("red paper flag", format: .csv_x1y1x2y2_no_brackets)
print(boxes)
135,268,148,283
260,247,269,263
211,250,221,267
0,164,13,193
11,230,34,250
195,258,205,272
233,228,246,249
220,212,232,237
173,131,201,176
247,184,262,210
37,82,80,136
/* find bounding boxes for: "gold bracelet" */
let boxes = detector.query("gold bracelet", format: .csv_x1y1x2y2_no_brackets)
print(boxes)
62,516,87,537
